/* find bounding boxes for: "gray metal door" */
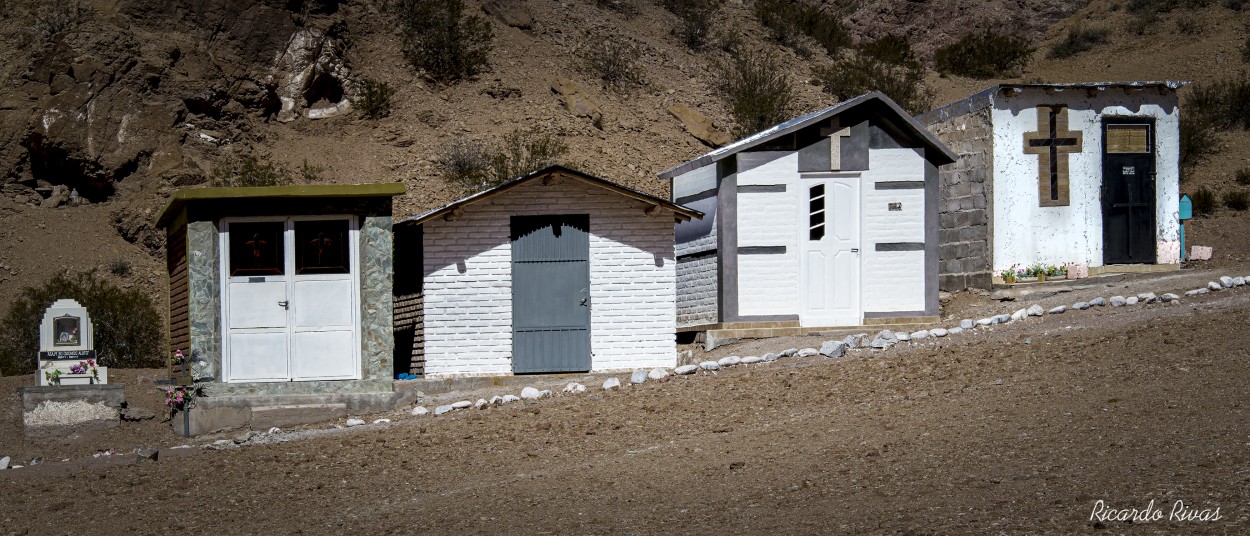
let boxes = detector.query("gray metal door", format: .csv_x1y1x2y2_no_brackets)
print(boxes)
511,215,591,373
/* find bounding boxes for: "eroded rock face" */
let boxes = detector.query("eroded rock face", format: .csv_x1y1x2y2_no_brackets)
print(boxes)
267,27,353,123
666,103,732,147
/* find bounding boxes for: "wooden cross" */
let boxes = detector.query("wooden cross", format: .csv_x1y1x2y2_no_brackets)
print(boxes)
1023,105,1083,207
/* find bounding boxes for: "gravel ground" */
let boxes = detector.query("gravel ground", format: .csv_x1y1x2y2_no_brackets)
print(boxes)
2,267,1250,534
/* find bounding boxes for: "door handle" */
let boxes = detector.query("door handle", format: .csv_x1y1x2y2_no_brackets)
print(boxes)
278,300,289,309
851,248,859,253
579,289,589,306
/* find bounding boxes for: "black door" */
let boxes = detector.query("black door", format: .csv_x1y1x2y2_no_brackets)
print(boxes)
510,215,592,373
1102,121,1156,264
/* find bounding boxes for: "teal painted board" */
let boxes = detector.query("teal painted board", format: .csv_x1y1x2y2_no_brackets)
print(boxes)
1179,194,1192,220
511,215,591,374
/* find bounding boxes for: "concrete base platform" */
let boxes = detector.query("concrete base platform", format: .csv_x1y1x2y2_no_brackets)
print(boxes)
19,384,125,433
687,319,941,351
172,391,410,437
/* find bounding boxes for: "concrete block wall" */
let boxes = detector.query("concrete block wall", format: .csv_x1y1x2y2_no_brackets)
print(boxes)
422,178,677,377
929,109,993,290
676,251,717,327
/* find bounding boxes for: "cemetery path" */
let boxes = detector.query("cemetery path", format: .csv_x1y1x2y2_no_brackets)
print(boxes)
2,288,1250,534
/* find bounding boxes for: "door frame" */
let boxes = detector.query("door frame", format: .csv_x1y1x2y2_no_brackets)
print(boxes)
798,172,863,327
1100,117,1158,265
219,215,362,383
509,214,593,374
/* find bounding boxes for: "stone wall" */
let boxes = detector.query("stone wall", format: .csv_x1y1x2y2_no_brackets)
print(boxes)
186,219,222,381
929,109,993,290
676,251,717,327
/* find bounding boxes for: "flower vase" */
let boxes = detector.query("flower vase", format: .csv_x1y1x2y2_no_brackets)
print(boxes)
1004,276,1015,285
1037,273,1046,283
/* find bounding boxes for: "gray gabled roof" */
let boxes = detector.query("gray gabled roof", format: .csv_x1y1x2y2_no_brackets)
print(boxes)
400,165,703,226
657,91,958,180
917,81,1189,126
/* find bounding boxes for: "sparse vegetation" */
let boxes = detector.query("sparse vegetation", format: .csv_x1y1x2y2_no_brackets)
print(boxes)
211,155,293,187
440,129,569,191
579,35,647,92
934,29,1033,79
1192,186,1217,215
395,0,494,83
1235,167,1250,185
662,0,721,50
0,270,163,375
1175,16,1202,35
31,1,93,42
299,159,325,182
813,35,933,115
1184,73,1250,131
354,79,395,119
1180,117,1220,173
715,49,795,138
107,258,132,277
753,0,852,57
595,0,639,18
1224,189,1249,211
1048,26,1109,59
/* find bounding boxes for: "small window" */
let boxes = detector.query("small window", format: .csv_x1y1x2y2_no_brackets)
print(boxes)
809,184,826,241
295,220,350,274
229,222,285,276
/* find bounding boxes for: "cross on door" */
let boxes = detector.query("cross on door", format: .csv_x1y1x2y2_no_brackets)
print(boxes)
1023,105,1083,207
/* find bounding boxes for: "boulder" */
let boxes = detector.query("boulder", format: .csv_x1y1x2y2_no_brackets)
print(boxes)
819,341,847,357
603,378,622,390
1110,296,1127,307
551,78,603,124
666,103,732,147
674,364,699,375
648,368,669,380
1048,305,1067,315
1220,276,1234,288
1027,304,1045,316
796,348,819,358
960,319,975,329
1233,277,1246,287
699,360,721,371
1208,281,1223,291
630,370,649,384
870,330,898,349
717,356,741,367
1089,297,1107,307
411,406,429,416
521,387,543,399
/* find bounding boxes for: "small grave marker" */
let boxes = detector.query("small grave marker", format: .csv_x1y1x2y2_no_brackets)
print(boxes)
37,299,107,386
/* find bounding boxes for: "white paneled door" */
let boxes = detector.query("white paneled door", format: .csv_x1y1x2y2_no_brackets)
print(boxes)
800,176,861,327
221,217,360,382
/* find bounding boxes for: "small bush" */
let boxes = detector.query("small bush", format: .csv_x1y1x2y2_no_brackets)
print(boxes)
31,1,93,41
1129,10,1160,35
663,0,721,50
1176,16,1202,35
753,0,852,57
1180,117,1220,172
579,35,647,92
211,155,292,187
1048,26,1109,59
716,25,744,54
814,34,932,114
595,0,639,17
1224,189,1250,210
107,259,132,277
395,0,493,83
934,29,1033,79
440,130,569,191
715,50,795,138
1235,167,1250,185
299,159,325,182
0,270,164,375
1192,186,1217,215
354,79,395,119
1184,74,1250,131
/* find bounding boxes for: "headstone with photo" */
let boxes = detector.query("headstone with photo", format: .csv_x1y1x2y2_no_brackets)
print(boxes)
36,299,107,386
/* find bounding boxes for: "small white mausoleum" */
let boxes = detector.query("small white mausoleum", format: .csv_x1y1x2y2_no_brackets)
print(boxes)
394,165,702,377
920,81,1186,289
658,92,957,337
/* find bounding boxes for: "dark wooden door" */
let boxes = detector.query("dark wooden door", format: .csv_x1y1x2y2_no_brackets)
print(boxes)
1102,121,1157,264
510,215,591,373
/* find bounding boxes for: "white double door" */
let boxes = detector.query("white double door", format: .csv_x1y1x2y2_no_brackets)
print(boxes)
221,216,360,382
800,175,861,327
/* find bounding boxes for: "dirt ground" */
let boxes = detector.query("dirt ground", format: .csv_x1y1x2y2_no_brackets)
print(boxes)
1,267,1248,534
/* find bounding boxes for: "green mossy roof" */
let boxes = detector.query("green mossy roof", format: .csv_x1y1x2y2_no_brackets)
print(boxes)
155,183,406,228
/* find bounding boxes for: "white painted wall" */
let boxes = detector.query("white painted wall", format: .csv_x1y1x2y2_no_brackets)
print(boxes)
736,152,799,316
422,178,677,377
990,90,1181,271
861,147,927,313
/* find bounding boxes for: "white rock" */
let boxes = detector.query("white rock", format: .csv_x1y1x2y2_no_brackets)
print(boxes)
346,418,366,427
474,399,488,409
1027,304,1045,316
1137,292,1157,303
1160,293,1180,302
896,331,911,341
1126,296,1139,305
1048,305,1067,314
1073,302,1090,310
489,396,504,405
780,348,798,357
948,327,964,335
1184,288,1209,297
372,418,391,424
718,356,741,367
451,400,473,409
267,427,282,434
1233,277,1246,287
434,405,454,416
0,456,8,470
1208,281,1223,291
630,370,649,384
976,317,994,326
699,360,720,371
562,382,586,394
796,348,819,357
1011,308,1028,321
674,364,699,375
931,328,949,337
538,389,553,398
995,314,1011,324
411,406,429,416
960,319,975,329
1089,297,1107,306
819,341,847,357
910,330,929,340
870,330,898,349
1220,276,1234,288
602,378,621,390
648,368,669,380
1110,296,1127,307
521,387,542,399
501,395,521,403
762,352,779,362
740,356,764,364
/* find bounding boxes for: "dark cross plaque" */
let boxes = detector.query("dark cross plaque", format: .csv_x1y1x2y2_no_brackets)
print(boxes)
1023,105,1083,207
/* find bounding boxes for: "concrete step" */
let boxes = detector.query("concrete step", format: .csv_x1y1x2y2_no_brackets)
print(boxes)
251,403,348,429
705,321,936,350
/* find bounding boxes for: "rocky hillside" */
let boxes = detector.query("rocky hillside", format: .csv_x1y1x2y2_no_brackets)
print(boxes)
0,0,1244,314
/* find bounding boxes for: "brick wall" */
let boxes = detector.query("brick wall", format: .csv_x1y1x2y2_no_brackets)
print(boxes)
422,178,677,376
929,109,993,290
676,251,717,327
